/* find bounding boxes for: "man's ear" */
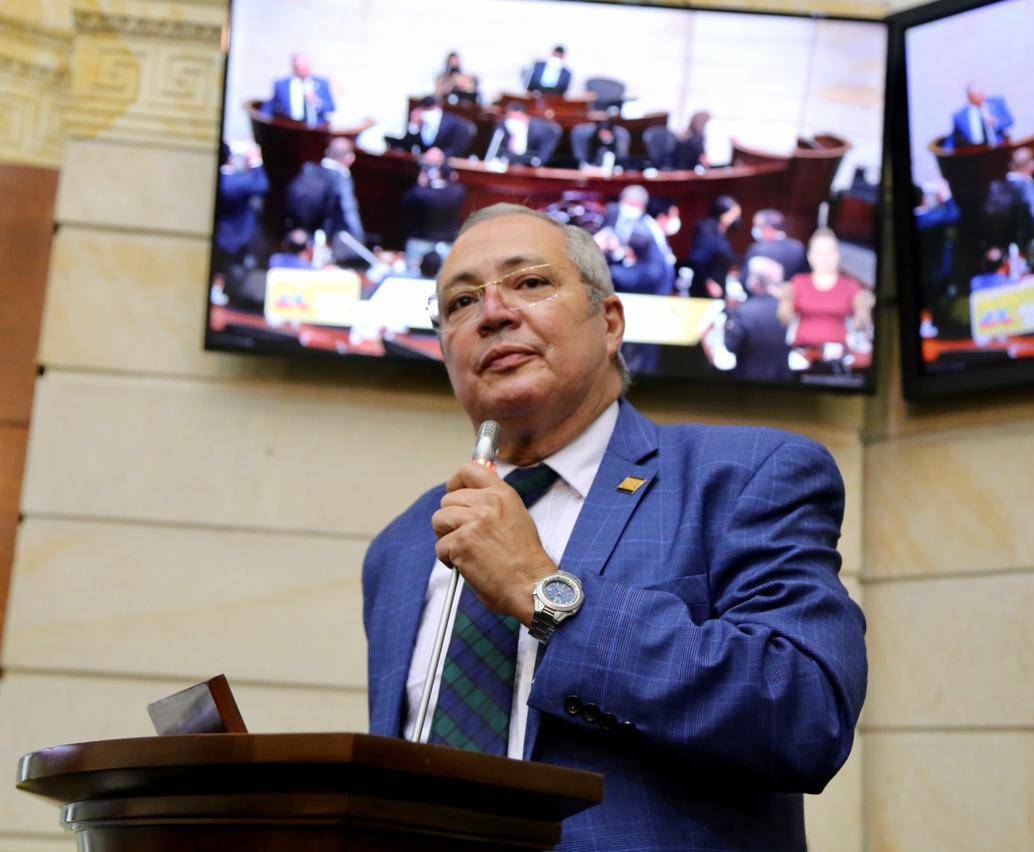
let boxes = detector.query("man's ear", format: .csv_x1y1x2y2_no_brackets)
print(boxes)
600,294,625,360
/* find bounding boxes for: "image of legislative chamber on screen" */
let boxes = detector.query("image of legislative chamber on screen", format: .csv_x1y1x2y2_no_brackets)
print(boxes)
907,0,1034,372
208,0,884,388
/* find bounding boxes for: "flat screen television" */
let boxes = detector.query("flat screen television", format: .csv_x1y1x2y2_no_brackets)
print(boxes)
205,0,888,392
890,0,1034,397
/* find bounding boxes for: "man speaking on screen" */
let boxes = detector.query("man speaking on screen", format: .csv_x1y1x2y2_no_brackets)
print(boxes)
362,203,866,851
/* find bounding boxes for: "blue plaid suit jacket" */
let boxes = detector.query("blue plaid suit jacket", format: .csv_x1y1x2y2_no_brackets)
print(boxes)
363,401,866,850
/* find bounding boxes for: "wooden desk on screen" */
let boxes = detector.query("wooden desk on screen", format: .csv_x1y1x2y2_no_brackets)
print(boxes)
928,133,1034,280
351,149,787,257
732,134,852,242
245,99,375,236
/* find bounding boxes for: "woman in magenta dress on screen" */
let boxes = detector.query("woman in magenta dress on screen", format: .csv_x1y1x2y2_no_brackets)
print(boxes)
779,228,873,354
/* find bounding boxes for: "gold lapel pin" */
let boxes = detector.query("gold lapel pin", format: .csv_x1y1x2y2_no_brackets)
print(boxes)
616,476,647,494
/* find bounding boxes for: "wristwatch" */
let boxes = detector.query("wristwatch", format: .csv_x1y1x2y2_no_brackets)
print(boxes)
530,571,584,645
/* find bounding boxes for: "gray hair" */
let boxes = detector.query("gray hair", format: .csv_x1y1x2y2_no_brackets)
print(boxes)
619,184,649,207
454,203,632,392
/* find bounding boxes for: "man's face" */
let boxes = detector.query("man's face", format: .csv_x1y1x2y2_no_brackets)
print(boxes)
292,54,312,79
967,86,985,107
438,215,622,425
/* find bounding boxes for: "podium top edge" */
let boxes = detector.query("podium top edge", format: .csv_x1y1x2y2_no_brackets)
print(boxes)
17,732,604,805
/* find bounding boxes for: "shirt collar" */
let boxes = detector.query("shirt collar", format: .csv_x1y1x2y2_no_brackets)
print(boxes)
321,157,350,177
496,400,619,500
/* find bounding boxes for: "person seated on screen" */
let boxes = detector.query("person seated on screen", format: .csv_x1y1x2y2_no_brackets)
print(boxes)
778,229,873,352
595,186,655,263
578,119,622,172
723,256,792,383
284,138,365,262
673,111,712,171
402,148,467,267
946,83,1013,150
525,44,572,95
262,53,335,127
745,209,809,280
969,247,1011,292
483,104,554,167
645,198,679,290
435,51,479,104
914,179,961,337
983,173,1034,254
687,195,741,299
388,96,470,158
1006,147,1034,221
214,140,269,268
269,229,314,270
600,185,650,244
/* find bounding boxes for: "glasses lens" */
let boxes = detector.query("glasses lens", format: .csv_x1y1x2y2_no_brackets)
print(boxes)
436,264,558,328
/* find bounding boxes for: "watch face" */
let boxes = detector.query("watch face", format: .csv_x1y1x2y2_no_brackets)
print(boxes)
544,578,578,606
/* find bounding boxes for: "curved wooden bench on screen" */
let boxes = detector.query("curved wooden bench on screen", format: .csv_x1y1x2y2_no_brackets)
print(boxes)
351,149,786,257
244,99,375,236
732,134,851,242
929,132,1034,223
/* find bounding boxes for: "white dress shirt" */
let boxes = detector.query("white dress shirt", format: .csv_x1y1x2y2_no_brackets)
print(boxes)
289,76,314,122
966,104,986,145
403,401,619,758
539,57,563,88
420,109,442,147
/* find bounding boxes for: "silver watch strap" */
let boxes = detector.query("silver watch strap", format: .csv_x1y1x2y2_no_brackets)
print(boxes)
529,609,561,644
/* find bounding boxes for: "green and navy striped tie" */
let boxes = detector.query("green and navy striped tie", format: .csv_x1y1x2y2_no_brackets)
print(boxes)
428,465,559,755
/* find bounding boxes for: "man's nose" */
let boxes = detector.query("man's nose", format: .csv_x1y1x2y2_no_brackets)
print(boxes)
478,285,520,333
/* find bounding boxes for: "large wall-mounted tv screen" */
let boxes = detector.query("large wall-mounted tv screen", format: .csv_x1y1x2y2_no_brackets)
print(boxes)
892,0,1034,397
205,0,887,392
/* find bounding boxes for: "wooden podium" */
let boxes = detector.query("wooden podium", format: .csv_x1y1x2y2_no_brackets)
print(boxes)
17,732,604,850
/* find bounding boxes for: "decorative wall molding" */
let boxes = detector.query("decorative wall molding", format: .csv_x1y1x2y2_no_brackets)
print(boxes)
64,1,226,149
0,13,71,168
73,8,222,45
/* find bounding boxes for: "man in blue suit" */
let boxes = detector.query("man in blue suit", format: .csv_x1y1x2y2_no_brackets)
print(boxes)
946,83,1013,150
263,53,335,127
526,45,573,95
363,203,866,850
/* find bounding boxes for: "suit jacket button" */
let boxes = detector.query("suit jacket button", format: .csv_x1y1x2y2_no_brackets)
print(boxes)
581,703,600,723
564,695,582,716
618,720,636,735
599,713,617,731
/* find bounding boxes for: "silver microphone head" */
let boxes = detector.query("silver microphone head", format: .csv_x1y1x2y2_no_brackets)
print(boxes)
472,420,501,465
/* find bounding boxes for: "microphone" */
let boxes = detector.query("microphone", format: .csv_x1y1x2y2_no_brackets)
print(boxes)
472,420,500,467
410,421,502,743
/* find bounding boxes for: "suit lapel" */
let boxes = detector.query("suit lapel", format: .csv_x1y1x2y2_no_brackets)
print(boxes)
558,401,659,578
374,501,440,738
523,402,659,759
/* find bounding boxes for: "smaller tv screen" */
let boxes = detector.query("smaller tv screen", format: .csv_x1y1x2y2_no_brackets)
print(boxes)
206,0,887,392
893,0,1034,396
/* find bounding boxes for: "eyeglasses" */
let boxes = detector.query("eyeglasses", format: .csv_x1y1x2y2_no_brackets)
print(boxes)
427,263,561,330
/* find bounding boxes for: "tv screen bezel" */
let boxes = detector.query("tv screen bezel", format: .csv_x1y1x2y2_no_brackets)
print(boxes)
889,0,1034,399
203,0,890,397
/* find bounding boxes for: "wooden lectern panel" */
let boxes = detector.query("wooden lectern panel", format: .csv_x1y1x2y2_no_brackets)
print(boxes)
17,733,604,851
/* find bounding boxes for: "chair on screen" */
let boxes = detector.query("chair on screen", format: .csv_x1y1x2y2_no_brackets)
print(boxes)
532,118,564,166
450,115,478,157
643,125,677,169
585,77,626,112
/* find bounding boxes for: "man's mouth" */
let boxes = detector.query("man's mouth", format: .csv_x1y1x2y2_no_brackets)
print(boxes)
478,344,537,373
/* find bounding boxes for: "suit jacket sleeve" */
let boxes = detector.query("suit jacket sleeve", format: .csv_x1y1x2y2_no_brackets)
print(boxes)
526,437,866,793
317,77,336,120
